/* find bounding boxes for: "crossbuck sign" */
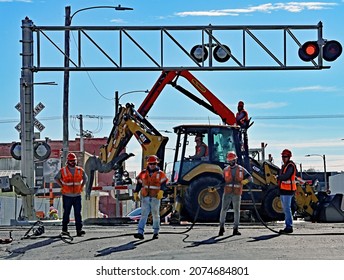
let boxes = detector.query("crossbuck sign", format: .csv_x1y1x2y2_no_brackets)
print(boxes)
15,102,45,132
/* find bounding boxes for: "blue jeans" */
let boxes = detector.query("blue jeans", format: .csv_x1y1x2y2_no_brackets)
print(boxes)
62,195,82,232
280,195,293,228
138,196,160,235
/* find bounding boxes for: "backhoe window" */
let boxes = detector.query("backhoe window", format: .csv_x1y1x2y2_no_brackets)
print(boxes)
186,133,209,160
212,128,235,163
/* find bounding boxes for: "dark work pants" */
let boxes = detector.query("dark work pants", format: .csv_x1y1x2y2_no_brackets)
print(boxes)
62,195,82,232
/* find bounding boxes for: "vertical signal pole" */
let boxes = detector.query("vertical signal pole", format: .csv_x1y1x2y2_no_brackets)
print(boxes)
20,17,35,220
62,6,71,167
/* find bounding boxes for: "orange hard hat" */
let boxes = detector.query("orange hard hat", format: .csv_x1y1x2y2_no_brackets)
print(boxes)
281,149,292,157
67,152,77,161
226,151,237,162
146,155,159,164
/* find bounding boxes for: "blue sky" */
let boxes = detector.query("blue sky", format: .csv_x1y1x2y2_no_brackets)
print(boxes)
1,0,344,174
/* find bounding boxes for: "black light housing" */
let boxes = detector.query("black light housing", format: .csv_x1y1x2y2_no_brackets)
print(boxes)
298,41,319,62
190,45,208,63
299,40,342,62
213,44,231,62
323,40,342,62
34,142,51,161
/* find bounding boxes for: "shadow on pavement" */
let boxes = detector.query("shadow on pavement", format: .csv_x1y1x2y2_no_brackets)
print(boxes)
247,233,280,242
3,237,61,259
183,234,236,248
94,239,153,257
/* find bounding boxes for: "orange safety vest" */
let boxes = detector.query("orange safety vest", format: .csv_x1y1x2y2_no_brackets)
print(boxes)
137,169,168,197
60,166,84,195
195,143,209,157
223,165,245,195
280,162,297,191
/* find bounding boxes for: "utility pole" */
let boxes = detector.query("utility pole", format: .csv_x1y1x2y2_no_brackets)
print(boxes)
78,114,84,153
62,6,71,167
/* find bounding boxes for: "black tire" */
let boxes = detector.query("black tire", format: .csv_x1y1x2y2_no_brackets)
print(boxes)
261,186,285,221
183,176,223,222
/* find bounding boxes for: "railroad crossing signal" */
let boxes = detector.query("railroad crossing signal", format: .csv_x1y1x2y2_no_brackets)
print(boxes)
299,40,342,62
15,102,45,132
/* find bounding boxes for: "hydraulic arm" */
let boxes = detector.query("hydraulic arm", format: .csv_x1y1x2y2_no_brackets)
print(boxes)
85,70,238,198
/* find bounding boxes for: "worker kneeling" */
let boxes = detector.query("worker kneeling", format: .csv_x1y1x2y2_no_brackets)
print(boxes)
218,151,252,236
133,155,168,240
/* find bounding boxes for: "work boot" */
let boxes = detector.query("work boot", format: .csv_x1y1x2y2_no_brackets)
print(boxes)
218,227,225,236
76,230,86,237
134,233,144,240
152,233,159,240
279,227,293,234
233,228,241,236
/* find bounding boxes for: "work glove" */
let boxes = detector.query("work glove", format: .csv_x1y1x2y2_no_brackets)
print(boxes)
241,179,250,185
133,192,140,202
157,190,164,200
208,187,217,193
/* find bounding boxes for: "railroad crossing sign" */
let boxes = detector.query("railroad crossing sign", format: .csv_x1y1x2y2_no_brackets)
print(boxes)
15,102,45,132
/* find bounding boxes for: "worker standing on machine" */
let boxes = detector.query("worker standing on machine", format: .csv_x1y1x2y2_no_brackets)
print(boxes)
133,155,168,240
236,101,249,129
218,151,252,236
275,149,297,234
55,152,88,236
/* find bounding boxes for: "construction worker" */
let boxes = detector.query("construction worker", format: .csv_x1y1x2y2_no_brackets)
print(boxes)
275,149,297,234
133,155,169,240
236,101,249,129
189,135,208,159
55,152,88,236
218,151,252,236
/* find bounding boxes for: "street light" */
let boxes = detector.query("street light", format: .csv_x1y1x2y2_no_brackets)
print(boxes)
63,5,133,166
305,154,327,191
114,90,149,115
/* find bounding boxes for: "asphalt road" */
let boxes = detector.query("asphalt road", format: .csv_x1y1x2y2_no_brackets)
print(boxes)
1,219,344,260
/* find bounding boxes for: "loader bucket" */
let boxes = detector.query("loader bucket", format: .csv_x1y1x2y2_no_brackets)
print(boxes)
315,193,344,222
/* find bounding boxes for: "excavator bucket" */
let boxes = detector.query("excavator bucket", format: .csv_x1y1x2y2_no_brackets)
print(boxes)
314,193,344,222
84,152,134,199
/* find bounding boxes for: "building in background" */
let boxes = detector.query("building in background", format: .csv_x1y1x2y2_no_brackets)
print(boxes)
0,137,135,224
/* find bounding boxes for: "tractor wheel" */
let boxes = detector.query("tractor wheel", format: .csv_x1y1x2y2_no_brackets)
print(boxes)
261,186,285,221
183,176,223,222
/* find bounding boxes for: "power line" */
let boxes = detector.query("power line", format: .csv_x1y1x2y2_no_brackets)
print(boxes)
2,113,344,124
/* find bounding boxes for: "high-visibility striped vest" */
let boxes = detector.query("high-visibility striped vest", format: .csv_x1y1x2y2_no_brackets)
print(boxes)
223,165,244,195
60,166,84,195
137,169,168,197
280,162,297,191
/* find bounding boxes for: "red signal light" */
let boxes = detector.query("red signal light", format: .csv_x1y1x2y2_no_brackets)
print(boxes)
298,41,319,62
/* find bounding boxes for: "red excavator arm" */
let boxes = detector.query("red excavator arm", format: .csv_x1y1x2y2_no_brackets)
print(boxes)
138,70,236,125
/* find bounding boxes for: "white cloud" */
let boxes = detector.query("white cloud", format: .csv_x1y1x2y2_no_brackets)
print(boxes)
175,2,338,17
0,0,32,2
110,19,125,24
288,85,338,92
248,101,288,109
